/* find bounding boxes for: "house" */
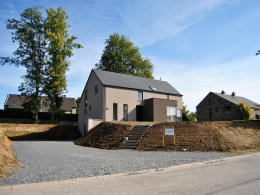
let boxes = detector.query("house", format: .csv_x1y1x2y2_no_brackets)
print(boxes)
196,91,260,121
4,94,77,114
78,69,183,135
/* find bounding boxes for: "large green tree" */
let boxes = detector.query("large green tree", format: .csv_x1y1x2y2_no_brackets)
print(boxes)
95,33,154,78
44,7,83,123
0,6,47,123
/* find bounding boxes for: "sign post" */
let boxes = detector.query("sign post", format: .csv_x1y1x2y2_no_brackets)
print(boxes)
164,126,175,146
163,125,165,146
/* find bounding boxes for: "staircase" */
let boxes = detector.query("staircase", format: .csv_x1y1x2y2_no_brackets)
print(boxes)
118,124,152,149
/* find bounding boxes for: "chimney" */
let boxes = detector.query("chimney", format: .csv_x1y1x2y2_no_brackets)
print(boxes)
221,90,225,94
231,92,236,97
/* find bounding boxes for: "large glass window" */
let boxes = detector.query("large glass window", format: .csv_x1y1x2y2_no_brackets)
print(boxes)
113,103,117,120
167,106,176,122
177,109,182,122
138,91,143,101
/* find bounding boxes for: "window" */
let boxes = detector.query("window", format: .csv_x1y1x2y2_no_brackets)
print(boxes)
89,106,91,111
85,90,88,114
209,108,212,119
177,109,182,122
223,106,231,111
85,102,87,114
208,98,211,105
149,86,158,91
123,104,128,121
95,85,98,93
113,103,117,120
138,91,143,101
216,107,220,112
167,106,176,122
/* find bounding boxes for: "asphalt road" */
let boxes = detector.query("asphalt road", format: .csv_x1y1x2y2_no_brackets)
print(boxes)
1,152,260,195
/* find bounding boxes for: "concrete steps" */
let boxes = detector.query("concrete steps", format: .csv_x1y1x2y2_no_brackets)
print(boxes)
118,124,152,150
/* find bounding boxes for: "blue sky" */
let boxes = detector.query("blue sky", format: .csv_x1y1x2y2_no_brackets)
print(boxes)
1,0,260,112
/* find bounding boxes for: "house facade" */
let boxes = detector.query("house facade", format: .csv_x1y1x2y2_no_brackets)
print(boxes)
196,91,260,121
4,94,77,114
78,69,183,135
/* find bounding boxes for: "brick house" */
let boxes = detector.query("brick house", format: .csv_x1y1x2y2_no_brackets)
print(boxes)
78,69,183,135
196,91,260,121
4,94,77,114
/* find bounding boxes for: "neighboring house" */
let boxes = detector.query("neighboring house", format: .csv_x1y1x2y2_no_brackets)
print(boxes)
196,91,260,121
4,94,77,114
78,69,183,135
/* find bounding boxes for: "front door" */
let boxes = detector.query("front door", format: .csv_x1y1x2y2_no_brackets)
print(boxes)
136,106,143,121
123,104,128,121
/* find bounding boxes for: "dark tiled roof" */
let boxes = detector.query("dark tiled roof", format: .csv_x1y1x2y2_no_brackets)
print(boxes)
213,92,260,110
5,94,76,112
93,69,182,96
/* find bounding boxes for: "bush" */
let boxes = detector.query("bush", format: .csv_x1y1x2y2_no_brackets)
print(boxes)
236,102,251,120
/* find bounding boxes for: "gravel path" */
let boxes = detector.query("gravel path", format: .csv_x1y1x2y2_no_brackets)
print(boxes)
0,141,244,186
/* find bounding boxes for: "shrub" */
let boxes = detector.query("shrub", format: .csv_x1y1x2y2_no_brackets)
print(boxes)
236,102,251,120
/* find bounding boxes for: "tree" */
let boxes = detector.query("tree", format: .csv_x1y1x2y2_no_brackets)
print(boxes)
44,7,83,123
95,33,154,78
0,6,47,123
237,102,251,120
182,104,196,122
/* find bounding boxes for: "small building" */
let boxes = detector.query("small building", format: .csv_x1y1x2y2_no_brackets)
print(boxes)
78,69,183,135
4,94,77,114
196,91,260,121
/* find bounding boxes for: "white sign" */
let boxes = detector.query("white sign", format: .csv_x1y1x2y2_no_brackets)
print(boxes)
165,129,174,136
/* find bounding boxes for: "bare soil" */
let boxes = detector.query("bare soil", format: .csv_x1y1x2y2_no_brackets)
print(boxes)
74,121,154,149
1,123,81,140
0,130,20,178
75,121,260,152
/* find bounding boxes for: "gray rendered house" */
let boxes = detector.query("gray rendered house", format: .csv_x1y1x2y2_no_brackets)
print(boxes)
78,69,183,135
196,91,260,121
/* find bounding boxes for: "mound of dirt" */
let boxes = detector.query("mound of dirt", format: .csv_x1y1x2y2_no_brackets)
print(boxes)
1,123,81,140
136,121,260,152
0,130,20,178
74,121,153,149
75,121,260,152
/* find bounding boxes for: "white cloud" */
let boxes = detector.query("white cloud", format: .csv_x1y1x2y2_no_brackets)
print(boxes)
153,55,260,112
117,0,240,47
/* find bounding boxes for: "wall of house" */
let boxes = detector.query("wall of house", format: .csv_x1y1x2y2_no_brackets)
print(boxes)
105,87,139,121
105,87,183,122
251,109,259,119
168,95,183,109
142,98,177,122
197,92,241,121
78,71,104,135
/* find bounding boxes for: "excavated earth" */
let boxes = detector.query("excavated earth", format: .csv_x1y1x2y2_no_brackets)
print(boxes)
1,121,260,178
0,130,20,178
75,121,260,152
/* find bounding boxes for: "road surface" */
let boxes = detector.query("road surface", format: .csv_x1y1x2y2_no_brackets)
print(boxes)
1,152,260,195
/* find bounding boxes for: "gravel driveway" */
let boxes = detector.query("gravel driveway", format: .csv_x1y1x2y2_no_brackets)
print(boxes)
0,141,244,186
